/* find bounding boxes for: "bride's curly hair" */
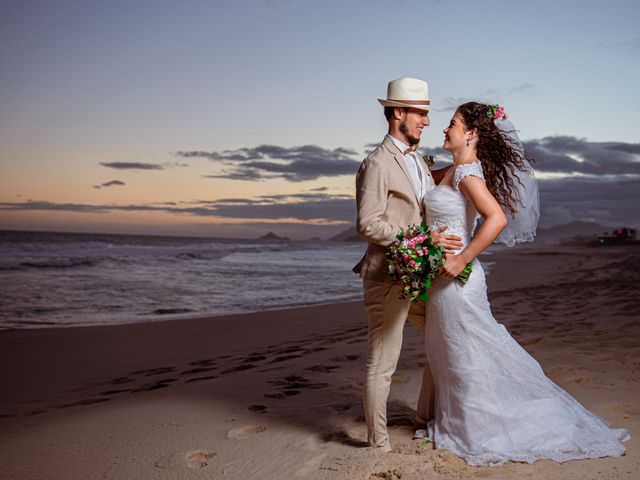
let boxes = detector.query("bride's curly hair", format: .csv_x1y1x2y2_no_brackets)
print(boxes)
456,102,532,216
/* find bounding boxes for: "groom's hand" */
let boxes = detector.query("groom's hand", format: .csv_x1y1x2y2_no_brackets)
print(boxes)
431,226,463,254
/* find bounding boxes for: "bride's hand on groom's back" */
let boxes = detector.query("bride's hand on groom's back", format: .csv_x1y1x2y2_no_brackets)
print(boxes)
431,226,463,254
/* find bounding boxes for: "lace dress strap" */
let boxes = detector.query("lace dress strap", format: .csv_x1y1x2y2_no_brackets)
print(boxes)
454,162,484,191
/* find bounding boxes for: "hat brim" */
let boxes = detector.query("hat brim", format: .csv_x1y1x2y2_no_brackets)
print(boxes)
378,99,432,111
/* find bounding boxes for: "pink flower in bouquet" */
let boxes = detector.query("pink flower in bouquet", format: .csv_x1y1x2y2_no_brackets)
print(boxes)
386,223,474,303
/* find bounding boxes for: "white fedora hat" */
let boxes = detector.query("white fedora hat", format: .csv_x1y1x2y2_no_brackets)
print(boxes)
378,77,432,111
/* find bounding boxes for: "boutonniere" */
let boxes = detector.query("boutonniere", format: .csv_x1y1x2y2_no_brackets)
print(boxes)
422,154,434,170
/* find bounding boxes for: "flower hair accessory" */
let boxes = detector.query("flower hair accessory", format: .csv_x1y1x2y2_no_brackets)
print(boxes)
487,104,508,120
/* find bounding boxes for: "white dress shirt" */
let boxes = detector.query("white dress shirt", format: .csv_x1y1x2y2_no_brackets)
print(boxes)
386,134,433,201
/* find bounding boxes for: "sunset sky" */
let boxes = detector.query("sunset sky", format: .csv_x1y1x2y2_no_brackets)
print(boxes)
1,0,639,239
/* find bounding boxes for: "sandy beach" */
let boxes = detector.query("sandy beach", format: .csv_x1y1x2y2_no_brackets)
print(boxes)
1,243,638,480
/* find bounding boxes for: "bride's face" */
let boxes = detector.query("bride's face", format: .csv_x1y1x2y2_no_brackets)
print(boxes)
443,113,469,152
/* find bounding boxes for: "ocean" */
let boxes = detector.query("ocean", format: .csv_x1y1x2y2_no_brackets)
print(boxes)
0,231,365,330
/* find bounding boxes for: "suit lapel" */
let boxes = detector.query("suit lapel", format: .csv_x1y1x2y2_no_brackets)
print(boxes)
382,136,422,205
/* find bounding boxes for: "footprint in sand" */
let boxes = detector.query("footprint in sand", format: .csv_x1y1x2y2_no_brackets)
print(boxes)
110,376,135,385
330,403,352,412
133,378,178,392
188,357,217,367
52,398,110,409
265,375,328,399
130,366,176,377
226,424,266,439
305,365,339,373
185,375,218,383
269,354,303,363
243,355,267,363
220,364,257,374
100,388,133,395
182,366,217,375
330,355,360,362
155,450,217,469
185,450,217,469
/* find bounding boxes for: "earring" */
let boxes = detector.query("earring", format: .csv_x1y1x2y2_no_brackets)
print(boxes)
466,138,470,147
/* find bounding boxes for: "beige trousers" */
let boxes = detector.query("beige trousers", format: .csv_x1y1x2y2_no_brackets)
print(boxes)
362,278,435,450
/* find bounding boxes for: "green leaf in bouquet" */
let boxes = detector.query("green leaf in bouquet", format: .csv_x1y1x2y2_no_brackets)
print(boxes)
419,290,429,302
456,263,474,285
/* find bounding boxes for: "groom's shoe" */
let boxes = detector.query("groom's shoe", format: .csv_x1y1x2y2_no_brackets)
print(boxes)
369,441,392,453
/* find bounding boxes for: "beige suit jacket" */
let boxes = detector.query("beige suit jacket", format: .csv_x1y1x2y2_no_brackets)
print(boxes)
353,136,432,282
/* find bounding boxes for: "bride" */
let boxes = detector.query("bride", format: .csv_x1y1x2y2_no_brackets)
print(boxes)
422,101,630,465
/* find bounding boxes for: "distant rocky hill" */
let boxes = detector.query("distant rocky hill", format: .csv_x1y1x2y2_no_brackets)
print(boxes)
328,226,363,242
257,232,290,242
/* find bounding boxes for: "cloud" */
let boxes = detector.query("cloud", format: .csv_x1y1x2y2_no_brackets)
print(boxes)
524,136,640,175
1,201,111,213
0,192,356,224
440,84,537,111
187,192,356,222
505,84,536,95
369,137,640,228
3,137,639,230
204,170,265,181
423,134,640,177
100,162,164,170
600,37,640,51
93,180,125,189
176,144,361,182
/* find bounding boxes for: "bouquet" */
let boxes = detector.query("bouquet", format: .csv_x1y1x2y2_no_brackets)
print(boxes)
386,223,473,303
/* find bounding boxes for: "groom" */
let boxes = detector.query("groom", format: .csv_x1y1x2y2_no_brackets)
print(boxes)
353,77,460,452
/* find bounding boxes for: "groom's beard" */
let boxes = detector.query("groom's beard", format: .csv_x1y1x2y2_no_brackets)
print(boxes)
399,122,420,147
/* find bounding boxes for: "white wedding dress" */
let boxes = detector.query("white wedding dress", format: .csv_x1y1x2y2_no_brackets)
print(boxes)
423,162,630,466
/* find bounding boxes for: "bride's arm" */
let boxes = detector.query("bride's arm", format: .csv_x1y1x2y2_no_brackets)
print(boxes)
440,176,507,278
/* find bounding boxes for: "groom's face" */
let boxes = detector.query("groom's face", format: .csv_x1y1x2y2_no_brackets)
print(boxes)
399,108,430,146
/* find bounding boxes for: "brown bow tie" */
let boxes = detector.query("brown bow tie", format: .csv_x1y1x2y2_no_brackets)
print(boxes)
404,145,419,154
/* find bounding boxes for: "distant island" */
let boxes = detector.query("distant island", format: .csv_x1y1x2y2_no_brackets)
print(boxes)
328,226,363,242
257,231,291,242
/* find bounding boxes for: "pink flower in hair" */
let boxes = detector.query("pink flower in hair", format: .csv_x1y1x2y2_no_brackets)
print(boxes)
488,104,508,120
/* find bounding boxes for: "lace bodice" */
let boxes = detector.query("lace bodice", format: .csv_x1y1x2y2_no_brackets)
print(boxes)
424,162,484,250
